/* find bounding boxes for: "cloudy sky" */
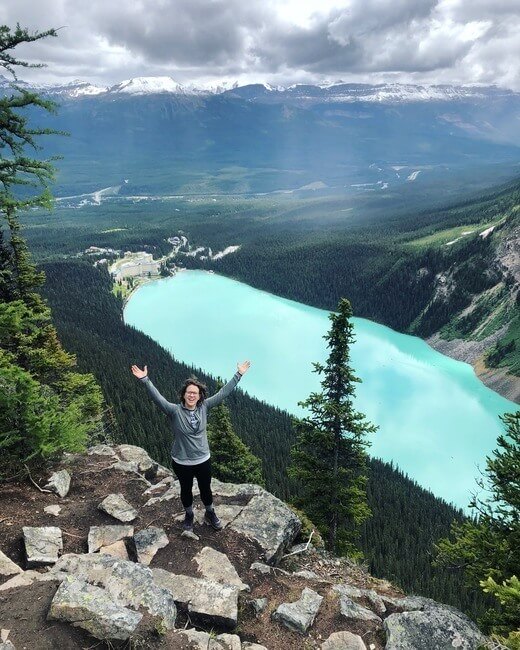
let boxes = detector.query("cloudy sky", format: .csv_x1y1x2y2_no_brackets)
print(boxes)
1,0,519,90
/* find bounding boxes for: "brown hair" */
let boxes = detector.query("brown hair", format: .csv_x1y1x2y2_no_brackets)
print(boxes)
179,377,207,407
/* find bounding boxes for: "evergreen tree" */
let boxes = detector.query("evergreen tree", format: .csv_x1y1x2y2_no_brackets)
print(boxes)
0,24,104,479
288,297,376,556
208,398,264,486
434,411,520,646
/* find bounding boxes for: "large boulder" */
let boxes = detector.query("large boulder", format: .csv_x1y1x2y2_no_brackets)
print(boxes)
51,553,177,630
229,491,301,563
48,575,142,640
152,567,239,628
384,604,487,649
116,444,158,479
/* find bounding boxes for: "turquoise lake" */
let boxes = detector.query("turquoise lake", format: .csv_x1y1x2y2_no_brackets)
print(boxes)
124,270,518,510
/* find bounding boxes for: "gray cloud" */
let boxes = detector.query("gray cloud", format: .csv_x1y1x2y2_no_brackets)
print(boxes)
0,0,519,90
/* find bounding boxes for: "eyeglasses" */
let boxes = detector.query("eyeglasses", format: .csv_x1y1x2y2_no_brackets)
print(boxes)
185,391,200,396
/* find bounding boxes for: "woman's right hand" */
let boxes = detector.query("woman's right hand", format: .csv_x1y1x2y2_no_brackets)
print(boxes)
131,364,148,379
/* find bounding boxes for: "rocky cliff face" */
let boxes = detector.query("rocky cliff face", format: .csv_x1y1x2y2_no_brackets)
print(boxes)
0,445,488,649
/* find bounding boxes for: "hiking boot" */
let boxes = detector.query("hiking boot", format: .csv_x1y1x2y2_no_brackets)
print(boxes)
204,509,223,531
182,510,194,532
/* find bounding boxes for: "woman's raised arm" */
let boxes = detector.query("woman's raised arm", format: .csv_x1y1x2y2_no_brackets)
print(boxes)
132,364,176,415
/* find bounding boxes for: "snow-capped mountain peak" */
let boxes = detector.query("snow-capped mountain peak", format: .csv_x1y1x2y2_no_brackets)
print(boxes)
108,76,185,95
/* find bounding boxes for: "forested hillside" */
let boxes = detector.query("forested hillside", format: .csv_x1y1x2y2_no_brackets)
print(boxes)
193,179,520,392
40,259,490,618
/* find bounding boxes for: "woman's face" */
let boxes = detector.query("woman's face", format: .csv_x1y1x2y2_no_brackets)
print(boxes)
184,384,200,409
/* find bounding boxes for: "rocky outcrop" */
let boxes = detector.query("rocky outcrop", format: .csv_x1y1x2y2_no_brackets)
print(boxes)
152,567,239,628
230,491,301,563
384,604,486,649
51,553,177,630
48,575,142,640
0,444,489,649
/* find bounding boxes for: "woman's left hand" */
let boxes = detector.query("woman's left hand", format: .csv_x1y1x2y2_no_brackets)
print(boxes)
237,360,251,375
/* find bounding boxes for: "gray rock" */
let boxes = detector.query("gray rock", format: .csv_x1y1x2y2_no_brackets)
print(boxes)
384,607,487,649
242,644,269,650
365,589,387,616
181,529,200,541
250,598,268,615
250,561,272,574
44,470,71,498
272,586,323,634
144,484,182,507
116,444,158,478
110,461,151,486
52,553,177,630
88,525,134,553
152,567,238,628
44,505,61,517
379,594,434,611
213,504,244,527
0,551,22,576
175,629,239,649
134,527,169,565
215,633,242,650
175,629,212,649
334,584,386,616
230,492,301,563
321,631,367,649
338,596,382,623
210,478,263,498
23,526,63,567
194,547,249,592
98,493,138,522
88,444,117,456
142,476,174,495
48,575,142,640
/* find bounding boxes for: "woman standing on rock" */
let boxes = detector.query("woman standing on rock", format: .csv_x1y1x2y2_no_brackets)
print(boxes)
131,361,251,532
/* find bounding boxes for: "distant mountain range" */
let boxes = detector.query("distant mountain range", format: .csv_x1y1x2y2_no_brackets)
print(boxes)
3,75,520,196
2,74,518,103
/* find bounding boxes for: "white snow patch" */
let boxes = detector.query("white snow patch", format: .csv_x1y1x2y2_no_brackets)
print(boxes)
407,170,422,181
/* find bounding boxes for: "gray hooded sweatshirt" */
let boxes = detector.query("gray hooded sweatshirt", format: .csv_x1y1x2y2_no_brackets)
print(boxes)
140,372,241,465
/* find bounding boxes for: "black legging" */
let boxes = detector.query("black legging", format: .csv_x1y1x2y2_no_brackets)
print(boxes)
172,458,213,508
